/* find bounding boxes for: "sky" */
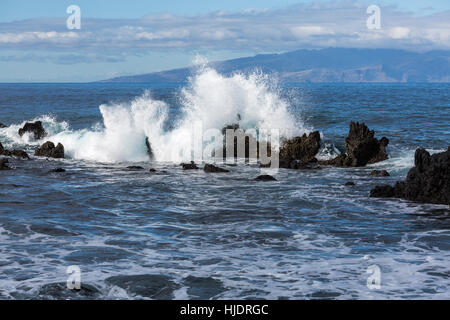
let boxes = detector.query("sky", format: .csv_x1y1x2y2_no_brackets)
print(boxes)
0,0,449,82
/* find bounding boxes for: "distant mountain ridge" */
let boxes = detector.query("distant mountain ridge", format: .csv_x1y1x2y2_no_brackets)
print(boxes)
101,48,450,83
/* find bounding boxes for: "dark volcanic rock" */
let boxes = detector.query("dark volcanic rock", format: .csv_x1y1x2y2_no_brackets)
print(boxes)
255,174,277,181
9,150,30,159
149,168,157,172
204,163,229,173
181,161,199,170
279,131,321,168
0,123,6,128
370,185,394,198
370,170,390,177
49,168,66,173
0,158,11,170
183,276,226,299
127,166,144,170
345,181,355,186
106,274,179,299
35,141,64,158
18,121,46,140
320,122,389,167
370,147,450,205
38,282,101,300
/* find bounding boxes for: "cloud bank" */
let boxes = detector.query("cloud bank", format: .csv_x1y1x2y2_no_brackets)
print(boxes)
0,1,449,64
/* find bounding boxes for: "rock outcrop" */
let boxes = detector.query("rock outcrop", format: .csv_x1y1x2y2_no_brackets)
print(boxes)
0,123,6,128
370,147,450,205
181,161,199,170
0,158,11,170
255,174,277,181
204,164,229,173
18,121,46,140
369,170,390,177
34,141,64,158
320,122,389,167
1,141,29,159
279,131,321,169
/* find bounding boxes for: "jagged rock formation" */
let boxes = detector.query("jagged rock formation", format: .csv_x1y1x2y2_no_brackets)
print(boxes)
18,121,46,140
320,122,389,167
35,141,64,159
370,147,450,205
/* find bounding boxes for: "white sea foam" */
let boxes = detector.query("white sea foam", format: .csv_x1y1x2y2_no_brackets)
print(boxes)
0,65,307,163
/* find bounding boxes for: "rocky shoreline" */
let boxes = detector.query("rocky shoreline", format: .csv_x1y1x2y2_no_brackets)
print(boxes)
1,120,449,206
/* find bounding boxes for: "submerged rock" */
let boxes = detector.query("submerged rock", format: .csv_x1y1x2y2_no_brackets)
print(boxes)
204,163,229,173
127,166,144,170
320,122,389,167
38,282,101,300
149,168,157,172
35,141,64,158
49,168,66,173
370,147,450,205
255,174,277,181
181,161,199,170
345,181,355,186
106,274,179,299
183,276,226,299
369,170,390,177
279,131,321,168
18,121,46,140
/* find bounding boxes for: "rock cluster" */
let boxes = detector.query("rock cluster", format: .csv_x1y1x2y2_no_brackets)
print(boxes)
370,147,450,205
279,131,321,169
35,141,64,158
320,122,389,167
18,121,46,140
0,140,29,159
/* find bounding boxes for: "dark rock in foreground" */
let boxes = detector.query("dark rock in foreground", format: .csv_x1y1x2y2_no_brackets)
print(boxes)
370,169,390,177
127,166,144,170
183,276,226,299
279,131,321,168
149,168,157,172
1,140,29,159
0,123,6,128
255,174,277,181
0,158,11,170
18,121,46,140
181,161,199,170
345,181,355,186
370,147,450,205
49,168,66,173
204,163,229,173
320,122,389,167
38,282,101,300
35,141,64,158
106,274,179,299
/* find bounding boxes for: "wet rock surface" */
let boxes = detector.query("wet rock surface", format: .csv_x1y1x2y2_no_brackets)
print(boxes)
106,274,179,299
279,131,321,168
49,168,66,173
255,174,277,181
320,122,389,167
370,147,450,205
35,141,64,158
18,121,46,140
204,163,229,173
181,161,199,170
38,282,101,300
183,276,226,299
0,158,10,170
0,123,6,128
370,170,390,177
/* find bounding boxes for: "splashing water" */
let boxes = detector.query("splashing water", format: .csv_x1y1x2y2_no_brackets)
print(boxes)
1,66,307,163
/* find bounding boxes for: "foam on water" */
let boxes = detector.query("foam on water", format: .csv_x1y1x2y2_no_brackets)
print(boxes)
0,65,306,163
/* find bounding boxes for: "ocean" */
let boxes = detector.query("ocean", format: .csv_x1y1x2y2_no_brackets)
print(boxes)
0,68,449,299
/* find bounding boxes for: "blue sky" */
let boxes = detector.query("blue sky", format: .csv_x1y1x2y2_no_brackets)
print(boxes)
1,0,449,82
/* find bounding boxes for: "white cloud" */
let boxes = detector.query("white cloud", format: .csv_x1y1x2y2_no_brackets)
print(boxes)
388,27,410,39
0,1,449,54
